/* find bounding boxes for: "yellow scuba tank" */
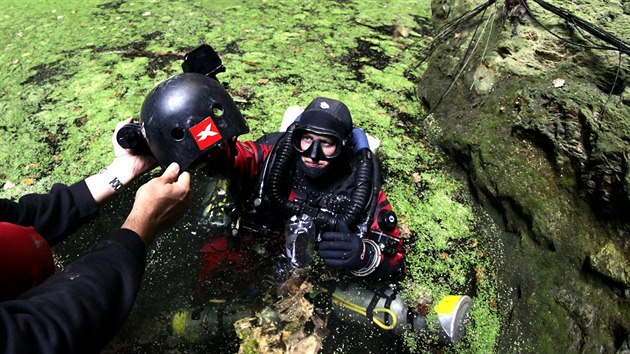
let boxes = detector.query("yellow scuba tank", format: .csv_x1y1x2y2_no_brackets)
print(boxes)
310,282,472,344
171,301,252,343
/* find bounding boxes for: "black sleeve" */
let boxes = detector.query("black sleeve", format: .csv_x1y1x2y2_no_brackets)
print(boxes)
0,181,99,246
0,229,147,354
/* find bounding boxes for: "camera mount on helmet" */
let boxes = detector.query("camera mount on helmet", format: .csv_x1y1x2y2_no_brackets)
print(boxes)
181,44,226,80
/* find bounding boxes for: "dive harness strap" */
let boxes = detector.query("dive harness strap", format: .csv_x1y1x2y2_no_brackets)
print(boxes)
366,285,397,328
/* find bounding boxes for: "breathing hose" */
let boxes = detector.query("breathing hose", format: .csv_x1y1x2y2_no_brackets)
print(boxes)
261,124,375,232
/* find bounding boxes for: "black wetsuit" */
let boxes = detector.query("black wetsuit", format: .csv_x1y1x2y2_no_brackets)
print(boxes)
0,182,147,354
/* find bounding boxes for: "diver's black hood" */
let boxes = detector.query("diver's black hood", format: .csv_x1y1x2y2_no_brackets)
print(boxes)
294,97,353,144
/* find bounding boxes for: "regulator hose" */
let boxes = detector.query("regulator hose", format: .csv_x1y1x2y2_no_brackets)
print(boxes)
351,127,381,232
313,148,373,231
262,124,300,218
362,148,382,231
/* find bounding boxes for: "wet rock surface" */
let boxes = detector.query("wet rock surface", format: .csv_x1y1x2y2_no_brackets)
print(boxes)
418,0,629,352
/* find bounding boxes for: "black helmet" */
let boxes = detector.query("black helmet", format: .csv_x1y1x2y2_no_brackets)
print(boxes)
140,73,249,170
292,97,353,160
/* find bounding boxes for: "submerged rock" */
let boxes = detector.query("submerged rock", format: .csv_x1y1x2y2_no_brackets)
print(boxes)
590,242,630,288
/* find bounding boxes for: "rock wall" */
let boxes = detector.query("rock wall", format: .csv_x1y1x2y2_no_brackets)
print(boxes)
417,0,629,352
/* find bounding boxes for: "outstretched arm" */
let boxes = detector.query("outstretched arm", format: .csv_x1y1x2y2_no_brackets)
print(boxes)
0,163,192,354
0,119,157,245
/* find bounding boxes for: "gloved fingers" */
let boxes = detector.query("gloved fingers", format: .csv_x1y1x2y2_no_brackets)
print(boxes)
318,240,356,252
321,231,353,242
319,249,353,260
321,258,349,267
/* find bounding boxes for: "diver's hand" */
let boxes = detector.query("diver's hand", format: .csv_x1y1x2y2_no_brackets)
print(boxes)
318,232,373,270
122,163,193,246
85,119,158,205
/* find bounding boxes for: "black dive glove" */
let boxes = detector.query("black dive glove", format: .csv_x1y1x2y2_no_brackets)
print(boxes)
319,232,378,271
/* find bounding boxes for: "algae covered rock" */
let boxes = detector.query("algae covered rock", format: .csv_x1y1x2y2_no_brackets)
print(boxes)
418,0,630,352
590,242,630,288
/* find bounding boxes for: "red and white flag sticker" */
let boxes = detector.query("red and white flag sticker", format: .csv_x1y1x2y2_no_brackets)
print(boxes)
189,116,222,150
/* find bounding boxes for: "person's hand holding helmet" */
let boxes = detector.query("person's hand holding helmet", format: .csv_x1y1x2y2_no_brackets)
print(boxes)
122,163,193,246
85,118,159,205
110,118,158,183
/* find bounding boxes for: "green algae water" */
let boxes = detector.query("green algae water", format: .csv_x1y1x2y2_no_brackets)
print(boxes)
0,1,500,352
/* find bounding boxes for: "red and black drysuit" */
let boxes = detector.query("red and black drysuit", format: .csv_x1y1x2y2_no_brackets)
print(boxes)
198,132,405,291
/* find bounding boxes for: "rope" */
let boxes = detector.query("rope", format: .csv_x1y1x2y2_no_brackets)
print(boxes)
416,0,628,119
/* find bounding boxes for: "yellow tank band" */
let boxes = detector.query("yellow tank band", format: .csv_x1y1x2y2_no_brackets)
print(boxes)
208,298,226,304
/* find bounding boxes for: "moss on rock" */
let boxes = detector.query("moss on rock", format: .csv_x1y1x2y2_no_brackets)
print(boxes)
418,0,630,352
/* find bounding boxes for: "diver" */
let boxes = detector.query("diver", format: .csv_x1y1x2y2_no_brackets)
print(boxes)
135,72,404,279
